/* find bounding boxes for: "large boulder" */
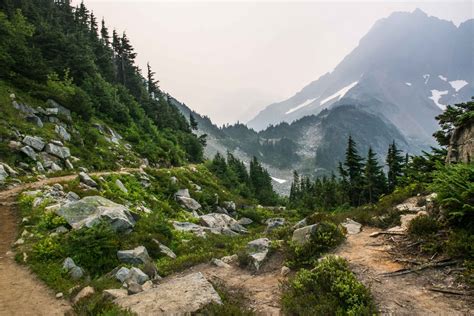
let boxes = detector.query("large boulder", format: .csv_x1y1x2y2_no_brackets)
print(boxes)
199,213,247,235
172,221,218,237
246,238,271,270
55,125,71,141
117,246,151,265
79,172,98,188
22,136,46,151
45,143,70,159
47,99,71,120
115,272,221,315
21,146,37,160
175,189,201,211
341,218,362,235
292,224,319,246
56,196,135,232
62,257,84,280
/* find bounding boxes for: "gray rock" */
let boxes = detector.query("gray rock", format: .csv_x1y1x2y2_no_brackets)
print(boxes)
55,226,69,234
292,224,319,246
115,267,131,283
170,176,178,184
281,266,291,276
238,217,253,225
22,136,45,151
45,107,59,116
223,201,236,211
175,188,190,198
341,218,362,235
8,140,22,150
127,282,143,295
54,125,71,141
36,161,45,173
115,272,222,315
48,162,62,173
115,179,128,194
153,240,176,259
72,286,94,304
56,196,135,232
215,206,229,215
211,258,230,268
21,146,37,160
65,159,74,170
265,218,286,232
66,191,80,202
126,267,149,285
26,114,43,128
246,238,270,270
62,257,76,270
117,246,151,265
13,101,36,115
79,172,98,188
200,213,247,235
47,99,71,120
62,257,84,280
45,143,70,159
172,221,218,237
293,218,308,230
0,165,8,182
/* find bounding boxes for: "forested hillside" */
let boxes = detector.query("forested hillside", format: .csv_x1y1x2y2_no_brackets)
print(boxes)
0,0,204,169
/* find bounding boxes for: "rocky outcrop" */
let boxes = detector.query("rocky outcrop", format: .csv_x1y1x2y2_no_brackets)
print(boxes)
246,238,271,270
56,196,135,232
446,122,474,164
175,189,202,211
114,272,221,315
341,218,362,235
265,218,285,232
292,224,318,245
199,213,247,235
79,172,98,188
117,246,151,265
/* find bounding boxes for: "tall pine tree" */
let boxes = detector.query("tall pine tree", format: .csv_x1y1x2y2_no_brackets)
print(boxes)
386,141,405,192
363,147,387,203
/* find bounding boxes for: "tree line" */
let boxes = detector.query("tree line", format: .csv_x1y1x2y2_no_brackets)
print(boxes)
289,136,407,210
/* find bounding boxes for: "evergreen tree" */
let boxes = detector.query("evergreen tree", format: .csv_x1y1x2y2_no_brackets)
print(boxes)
100,18,109,46
89,11,98,39
189,113,198,131
342,136,364,206
363,147,387,203
249,156,278,205
146,62,159,97
386,141,405,192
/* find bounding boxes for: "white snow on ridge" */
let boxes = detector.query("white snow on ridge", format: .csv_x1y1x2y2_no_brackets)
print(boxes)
271,177,287,184
429,89,448,110
286,98,318,115
449,80,468,92
438,75,447,81
405,82,412,86
423,74,430,84
320,81,358,106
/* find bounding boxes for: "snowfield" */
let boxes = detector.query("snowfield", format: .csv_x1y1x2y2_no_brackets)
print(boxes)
429,89,448,110
286,98,318,115
271,177,287,184
320,81,358,106
449,80,468,92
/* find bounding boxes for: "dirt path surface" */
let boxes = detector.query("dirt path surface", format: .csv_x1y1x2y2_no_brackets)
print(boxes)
178,255,285,315
334,227,473,315
0,169,138,316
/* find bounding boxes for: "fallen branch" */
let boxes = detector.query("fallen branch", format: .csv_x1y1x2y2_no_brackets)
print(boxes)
370,231,406,238
427,287,470,296
394,258,422,265
381,260,460,277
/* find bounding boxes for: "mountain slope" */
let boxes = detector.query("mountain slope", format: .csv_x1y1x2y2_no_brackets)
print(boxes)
248,9,474,147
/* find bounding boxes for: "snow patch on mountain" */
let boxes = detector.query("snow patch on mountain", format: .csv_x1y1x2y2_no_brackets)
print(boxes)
449,80,468,92
438,75,447,81
429,90,448,110
423,74,430,84
271,177,287,184
285,98,318,115
405,82,412,86
320,81,358,106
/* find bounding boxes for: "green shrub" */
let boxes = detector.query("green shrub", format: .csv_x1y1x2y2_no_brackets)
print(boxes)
64,222,121,277
73,293,135,316
445,229,474,259
287,221,345,268
37,212,68,231
408,215,440,237
281,256,376,316
430,163,474,226
33,236,64,260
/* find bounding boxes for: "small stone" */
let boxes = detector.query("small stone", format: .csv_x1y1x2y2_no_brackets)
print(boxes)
14,238,24,246
115,267,131,283
281,266,290,277
221,254,238,264
211,258,230,268
115,179,128,194
78,172,98,188
127,282,143,295
56,292,63,299
73,286,95,304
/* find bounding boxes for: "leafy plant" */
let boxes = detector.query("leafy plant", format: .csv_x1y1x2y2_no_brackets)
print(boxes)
281,256,376,315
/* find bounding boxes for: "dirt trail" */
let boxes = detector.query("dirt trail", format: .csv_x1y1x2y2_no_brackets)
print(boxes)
0,169,138,316
334,227,473,315
178,255,285,315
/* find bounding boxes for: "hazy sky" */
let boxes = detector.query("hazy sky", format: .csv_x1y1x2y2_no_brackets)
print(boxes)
79,1,473,125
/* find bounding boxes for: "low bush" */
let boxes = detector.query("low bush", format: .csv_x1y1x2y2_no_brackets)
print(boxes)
287,221,345,268
281,256,376,315
408,215,440,237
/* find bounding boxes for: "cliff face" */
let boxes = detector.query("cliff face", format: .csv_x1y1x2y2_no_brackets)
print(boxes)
446,122,474,163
